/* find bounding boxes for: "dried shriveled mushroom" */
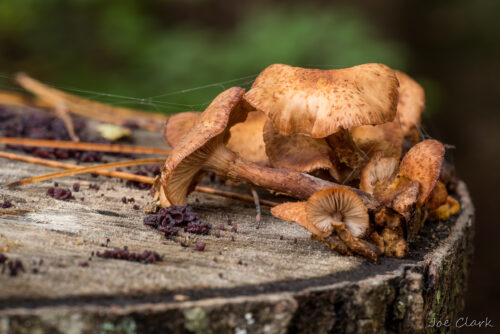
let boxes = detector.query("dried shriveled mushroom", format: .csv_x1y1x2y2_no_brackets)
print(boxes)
164,110,269,166
428,196,460,221
161,87,379,208
244,63,399,138
271,187,379,260
395,71,426,141
371,208,409,258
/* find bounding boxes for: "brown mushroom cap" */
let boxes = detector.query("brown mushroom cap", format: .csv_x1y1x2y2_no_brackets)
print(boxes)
244,63,399,138
161,87,248,205
227,111,269,166
163,111,200,148
395,71,425,136
163,110,269,166
351,119,404,159
359,155,399,194
263,119,334,175
398,139,445,206
306,187,369,238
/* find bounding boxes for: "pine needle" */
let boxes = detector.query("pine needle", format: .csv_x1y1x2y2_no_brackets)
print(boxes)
0,137,171,155
4,158,165,187
15,73,167,131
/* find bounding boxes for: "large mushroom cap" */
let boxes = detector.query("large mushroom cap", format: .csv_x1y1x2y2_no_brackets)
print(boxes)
163,112,200,148
244,63,399,138
263,119,334,175
306,187,369,238
395,71,426,136
161,87,247,205
398,139,445,206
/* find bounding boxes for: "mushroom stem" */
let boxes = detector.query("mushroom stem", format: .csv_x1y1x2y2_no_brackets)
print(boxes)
204,144,379,209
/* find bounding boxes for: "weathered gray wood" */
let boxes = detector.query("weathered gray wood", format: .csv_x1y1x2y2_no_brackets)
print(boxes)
0,111,474,334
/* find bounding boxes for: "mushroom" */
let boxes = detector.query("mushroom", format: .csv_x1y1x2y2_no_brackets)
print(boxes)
351,118,404,159
244,63,400,184
271,187,380,260
163,110,269,166
359,154,399,195
360,139,445,209
262,120,339,180
226,111,269,166
244,63,399,138
398,139,445,206
394,71,426,142
161,87,379,208
163,112,199,148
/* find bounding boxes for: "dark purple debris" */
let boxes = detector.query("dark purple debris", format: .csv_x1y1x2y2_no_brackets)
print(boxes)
194,243,206,251
231,236,235,242
227,218,232,226
231,225,237,233
0,111,111,162
79,262,89,267
121,197,127,204
143,205,211,237
126,171,150,190
96,246,161,264
294,238,298,244
133,205,140,210
1,200,13,208
72,183,80,192
280,235,284,240
54,182,59,187
145,164,162,176
184,222,211,235
88,184,100,191
7,260,25,276
46,187,73,201
128,198,135,203
0,253,7,264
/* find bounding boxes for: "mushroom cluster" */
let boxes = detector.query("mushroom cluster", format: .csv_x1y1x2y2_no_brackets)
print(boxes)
160,63,460,260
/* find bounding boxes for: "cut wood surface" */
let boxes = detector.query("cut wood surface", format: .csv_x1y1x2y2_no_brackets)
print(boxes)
0,107,474,334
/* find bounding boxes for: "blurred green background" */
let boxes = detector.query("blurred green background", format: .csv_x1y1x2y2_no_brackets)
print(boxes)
0,0,499,330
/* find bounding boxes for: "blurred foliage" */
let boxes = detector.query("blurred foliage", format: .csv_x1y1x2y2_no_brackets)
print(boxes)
0,0,408,114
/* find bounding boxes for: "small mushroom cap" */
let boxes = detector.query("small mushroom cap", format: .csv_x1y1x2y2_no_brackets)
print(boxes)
359,154,399,194
227,111,269,166
163,112,200,148
395,71,426,136
161,87,247,205
244,63,399,138
263,119,334,174
398,139,445,206
271,201,327,237
351,119,404,159
306,187,369,238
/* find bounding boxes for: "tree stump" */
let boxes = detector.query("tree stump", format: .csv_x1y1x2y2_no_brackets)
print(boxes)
0,124,474,334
